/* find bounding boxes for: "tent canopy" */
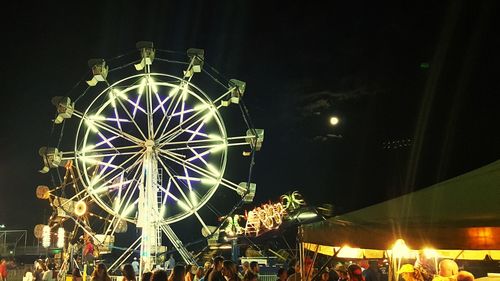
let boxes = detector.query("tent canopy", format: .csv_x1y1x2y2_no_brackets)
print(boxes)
303,159,500,252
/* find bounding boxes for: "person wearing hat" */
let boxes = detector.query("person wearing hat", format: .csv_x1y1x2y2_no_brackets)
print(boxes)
397,264,423,281
334,264,348,281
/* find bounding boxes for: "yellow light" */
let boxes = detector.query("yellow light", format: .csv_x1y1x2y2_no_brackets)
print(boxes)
189,191,198,205
121,204,136,217
74,201,87,216
182,85,189,101
208,134,222,140
138,77,147,94
57,227,65,248
337,246,362,258
42,225,51,248
82,144,95,152
209,144,227,153
206,164,220,176
423,248,438,259
203,111,214,122
160,205,167,217
148,77,158,93
178,200,190,211
194,104,209,111
169,86,180,97
108,90,116,108
392,239,410,258
201,178,217,185
85,119,99,133
329,116,339,126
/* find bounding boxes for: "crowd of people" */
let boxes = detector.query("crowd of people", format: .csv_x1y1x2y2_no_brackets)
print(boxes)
0,251,483,281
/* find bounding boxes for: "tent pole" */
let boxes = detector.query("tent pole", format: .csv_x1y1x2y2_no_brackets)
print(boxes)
310,245,342,281
305,244,319,281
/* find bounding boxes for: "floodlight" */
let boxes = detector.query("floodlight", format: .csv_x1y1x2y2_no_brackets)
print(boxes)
86,59,108,86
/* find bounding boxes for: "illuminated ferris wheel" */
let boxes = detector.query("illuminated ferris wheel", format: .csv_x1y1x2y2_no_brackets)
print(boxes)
39,42,263,273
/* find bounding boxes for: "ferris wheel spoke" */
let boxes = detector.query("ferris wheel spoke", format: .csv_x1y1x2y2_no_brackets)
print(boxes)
158,149,242,193
146,78,155,140
74,110,142,144
79,145,142,155
157,157,195,210
112,164,143,217
85,149,144,196
158,105,214,144
193,210,211,234
75,111,143,145
114,95,148,140
153,92,170,114
153,85,183,138
213,87,235,105
158,149,219,179
156,85,186,140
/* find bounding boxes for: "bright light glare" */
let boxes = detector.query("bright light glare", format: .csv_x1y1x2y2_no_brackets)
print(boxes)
337,246,361,258
178,200,190,211
109,90,116,108
423,248,438,258
138,78,147,94
169,86,180,97
57,227,65,248
82,144,95,152
42,225,50,248
121,204,136,217
206,164,221,176
297,212,318,219
392,239,410,258
201,178,217,185
209,144,227,153
329,116,339,126
160,205,167,217
74,201,87,216
189,191,198,205
148,77,158,93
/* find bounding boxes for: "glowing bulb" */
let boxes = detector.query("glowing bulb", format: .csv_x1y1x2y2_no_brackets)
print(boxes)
329,116,339,126
42,225,50,248
392,239,410,258
201,178,217,185
210,144,227,153
169,86,180,97
178,200,190,211
74,201,87,216
138,77,147,94
108,90,116,108
57,227,65,248
423,248,438,258
121,204,136,217
206,164,220,176
148,77,158,93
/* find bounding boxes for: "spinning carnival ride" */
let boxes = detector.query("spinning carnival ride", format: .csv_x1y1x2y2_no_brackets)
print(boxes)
37,42,263,274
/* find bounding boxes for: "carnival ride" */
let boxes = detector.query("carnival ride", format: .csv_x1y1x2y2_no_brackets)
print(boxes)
36,42,263,275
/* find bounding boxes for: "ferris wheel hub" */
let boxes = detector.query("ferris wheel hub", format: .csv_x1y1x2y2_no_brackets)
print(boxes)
144,139,155,151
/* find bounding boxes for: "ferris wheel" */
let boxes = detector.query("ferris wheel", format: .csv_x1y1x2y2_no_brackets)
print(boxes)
38,42,263,273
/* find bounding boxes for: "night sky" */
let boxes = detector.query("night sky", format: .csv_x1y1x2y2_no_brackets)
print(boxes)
0,1,499,243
